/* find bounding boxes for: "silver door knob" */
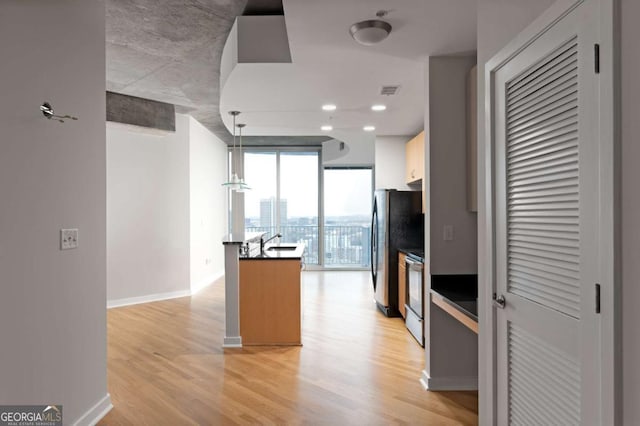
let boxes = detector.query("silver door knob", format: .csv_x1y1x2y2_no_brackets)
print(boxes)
493,294,506,309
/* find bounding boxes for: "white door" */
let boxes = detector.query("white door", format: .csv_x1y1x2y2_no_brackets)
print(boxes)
492,0,603,424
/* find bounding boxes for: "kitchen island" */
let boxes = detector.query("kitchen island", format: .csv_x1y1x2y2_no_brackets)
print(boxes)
222,232,304,347
239,243,305,345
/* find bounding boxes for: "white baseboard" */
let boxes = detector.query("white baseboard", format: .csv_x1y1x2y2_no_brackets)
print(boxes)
73,393,112,426
107,289,191,309
223,336,242,348
191,269,224,294
420,370,478,391
107,271,225,309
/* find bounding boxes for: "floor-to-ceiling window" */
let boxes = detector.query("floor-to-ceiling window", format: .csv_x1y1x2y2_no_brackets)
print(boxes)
279,151,320,264
243,149,320,265
323,167,373,269
233,148,373,268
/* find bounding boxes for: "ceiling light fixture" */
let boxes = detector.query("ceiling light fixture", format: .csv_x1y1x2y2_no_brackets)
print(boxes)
371,104,386,111
321,125,333,131
222,111,250,192
349,11,392,46
235,123,250,192
363,125,376,132
322,104,337,111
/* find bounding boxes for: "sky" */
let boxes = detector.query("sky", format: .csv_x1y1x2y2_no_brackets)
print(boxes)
241,151,372,218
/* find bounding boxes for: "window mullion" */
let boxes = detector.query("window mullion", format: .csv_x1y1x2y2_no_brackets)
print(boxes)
275,150,281,235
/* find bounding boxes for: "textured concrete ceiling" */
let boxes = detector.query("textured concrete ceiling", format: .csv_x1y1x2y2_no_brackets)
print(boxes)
106,0,245,143
106,0,326,145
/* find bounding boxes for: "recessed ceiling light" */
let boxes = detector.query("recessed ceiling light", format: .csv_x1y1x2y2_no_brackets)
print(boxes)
321,125,333,131
371,104,386,111
363,125,376,132
322,104,337,111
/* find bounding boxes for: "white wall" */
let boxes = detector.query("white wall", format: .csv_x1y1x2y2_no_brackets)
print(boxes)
428,55,478,275
0,1,110,423
374,136,413,190
189,117,227,293
422,55,479,390
107,117,191,304
621,0,640,422
107,114,228,306
323,131,375,166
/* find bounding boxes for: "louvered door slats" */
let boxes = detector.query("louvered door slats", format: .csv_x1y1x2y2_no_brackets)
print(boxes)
510,346,580,400
509,174,577,192
508,108,577,139
509,147,578,175
510,259,579,283
510,192,578,206
508,38,577,92
509,122,577,150
510,271,580,299
509,221,577,233
509,180,579,199
508,79,577,121
506,36,580,319
508,95,577,131
507,51,577,105
508,323,581,425
510,251,579,272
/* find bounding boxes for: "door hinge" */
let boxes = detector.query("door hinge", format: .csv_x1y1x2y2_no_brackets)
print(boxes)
594,44,600,74
595,283,601,314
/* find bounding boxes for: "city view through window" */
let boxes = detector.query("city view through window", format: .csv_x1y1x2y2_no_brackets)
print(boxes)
241,151,372,267
323,168,372,267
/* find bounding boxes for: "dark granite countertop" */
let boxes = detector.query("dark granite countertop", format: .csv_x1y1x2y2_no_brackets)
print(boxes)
222,231,265,245
240,243,305,260
430,275,478,321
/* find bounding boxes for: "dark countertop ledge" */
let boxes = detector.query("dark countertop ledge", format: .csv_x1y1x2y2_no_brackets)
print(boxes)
222,231,266,245
430,274,478,322
240,243,305,260
431,288,478,322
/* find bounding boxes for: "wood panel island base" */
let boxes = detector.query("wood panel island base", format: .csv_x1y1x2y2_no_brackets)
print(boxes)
239,245,304,346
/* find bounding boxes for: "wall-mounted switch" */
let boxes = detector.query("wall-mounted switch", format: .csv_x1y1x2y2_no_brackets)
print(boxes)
60,228,79,250
443,225,454,241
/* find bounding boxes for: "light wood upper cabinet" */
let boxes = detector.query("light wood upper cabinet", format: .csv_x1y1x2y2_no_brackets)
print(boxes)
405,131,425,184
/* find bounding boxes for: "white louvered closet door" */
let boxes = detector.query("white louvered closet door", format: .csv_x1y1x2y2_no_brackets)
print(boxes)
493,1,602,424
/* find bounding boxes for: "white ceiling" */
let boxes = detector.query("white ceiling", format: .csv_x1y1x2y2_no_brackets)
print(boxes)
219,0,477,141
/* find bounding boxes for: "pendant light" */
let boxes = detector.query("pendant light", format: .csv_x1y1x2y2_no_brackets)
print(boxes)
235,122,250,192
222,111,250,192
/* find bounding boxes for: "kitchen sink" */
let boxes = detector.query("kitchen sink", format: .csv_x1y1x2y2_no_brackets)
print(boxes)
267,246,297,251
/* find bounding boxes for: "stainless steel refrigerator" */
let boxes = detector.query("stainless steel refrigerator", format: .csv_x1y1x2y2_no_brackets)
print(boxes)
370,190,424,317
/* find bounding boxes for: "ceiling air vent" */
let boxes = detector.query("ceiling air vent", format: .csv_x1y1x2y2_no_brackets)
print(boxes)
380,85,400,96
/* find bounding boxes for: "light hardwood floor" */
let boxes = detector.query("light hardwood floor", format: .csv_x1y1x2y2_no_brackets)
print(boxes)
100,271,478,425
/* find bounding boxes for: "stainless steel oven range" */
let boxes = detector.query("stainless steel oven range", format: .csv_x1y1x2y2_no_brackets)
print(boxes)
405,251,424,346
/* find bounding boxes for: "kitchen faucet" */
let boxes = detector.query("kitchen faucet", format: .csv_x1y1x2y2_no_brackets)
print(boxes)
260,233,282,255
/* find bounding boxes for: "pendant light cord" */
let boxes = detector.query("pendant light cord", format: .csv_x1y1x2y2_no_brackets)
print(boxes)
232,113,238,175
238,124,243,178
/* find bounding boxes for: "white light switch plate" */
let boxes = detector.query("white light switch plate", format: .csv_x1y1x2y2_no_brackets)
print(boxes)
443,225,454,241
60,228,79,250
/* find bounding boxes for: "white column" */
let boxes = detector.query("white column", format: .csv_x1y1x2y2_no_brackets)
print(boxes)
223,242,242,347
